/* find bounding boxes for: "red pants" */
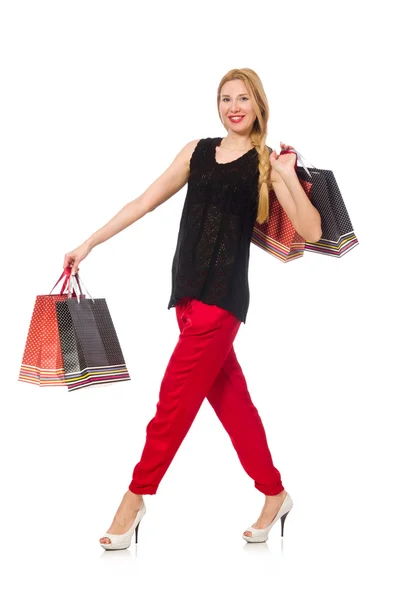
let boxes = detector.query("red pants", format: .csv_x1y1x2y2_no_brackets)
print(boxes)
129,297,284,496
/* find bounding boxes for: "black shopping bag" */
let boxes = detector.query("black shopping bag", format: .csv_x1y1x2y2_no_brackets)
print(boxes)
55,273,131,392
293,148,359,257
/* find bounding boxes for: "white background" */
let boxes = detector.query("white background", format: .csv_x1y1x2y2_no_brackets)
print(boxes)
1,0,396,598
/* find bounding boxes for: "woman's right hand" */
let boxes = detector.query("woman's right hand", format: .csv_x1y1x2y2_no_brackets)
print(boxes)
63,241,92,276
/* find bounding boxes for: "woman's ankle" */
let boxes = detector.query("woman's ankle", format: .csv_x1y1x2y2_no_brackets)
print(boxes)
126,490,143,499
266,490,286,498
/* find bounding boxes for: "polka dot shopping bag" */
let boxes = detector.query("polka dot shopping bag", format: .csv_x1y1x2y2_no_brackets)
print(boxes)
54,272,131,392
251,147,359,262
252,185,307,262
18,267,83,386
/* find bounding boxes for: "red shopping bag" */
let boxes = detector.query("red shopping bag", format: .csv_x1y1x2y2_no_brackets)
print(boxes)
251,185,311,262
18,268,82,386
251,148,312,262
251,147,359,261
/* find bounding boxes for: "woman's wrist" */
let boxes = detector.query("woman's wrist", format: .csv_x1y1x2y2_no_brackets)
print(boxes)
84,237,96,252
278,168,297,183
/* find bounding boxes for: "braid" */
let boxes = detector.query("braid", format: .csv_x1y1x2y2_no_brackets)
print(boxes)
251,130,272,225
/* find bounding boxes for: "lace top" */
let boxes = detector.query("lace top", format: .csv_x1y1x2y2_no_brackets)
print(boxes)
167,136,261,324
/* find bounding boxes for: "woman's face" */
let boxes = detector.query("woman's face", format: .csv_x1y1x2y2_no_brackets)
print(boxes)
219,80,256,134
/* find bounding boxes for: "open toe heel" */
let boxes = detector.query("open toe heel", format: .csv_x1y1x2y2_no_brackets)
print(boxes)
242,492,293,543
100,501,146,550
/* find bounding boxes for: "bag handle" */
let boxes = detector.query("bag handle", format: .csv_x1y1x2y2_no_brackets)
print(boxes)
49,266,83,296
280,147,317,178
68,272,95,304
295,148,317,177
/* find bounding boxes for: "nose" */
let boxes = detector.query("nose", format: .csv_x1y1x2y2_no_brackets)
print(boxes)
227,99,244,114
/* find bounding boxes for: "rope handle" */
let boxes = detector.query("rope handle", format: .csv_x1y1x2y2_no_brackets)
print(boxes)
280,147,317,178
68,273,95,304
49,266,83,296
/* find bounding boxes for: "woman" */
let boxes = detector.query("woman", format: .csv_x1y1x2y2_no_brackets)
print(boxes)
64,68,322,549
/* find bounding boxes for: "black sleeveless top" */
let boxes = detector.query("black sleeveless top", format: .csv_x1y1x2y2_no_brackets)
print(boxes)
167,137,260,324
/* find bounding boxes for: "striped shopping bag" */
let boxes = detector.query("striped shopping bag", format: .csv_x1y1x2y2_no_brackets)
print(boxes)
297,158,359,257
55,274,131,392
251,186,307,262
251,147,359,261
18,268,82,386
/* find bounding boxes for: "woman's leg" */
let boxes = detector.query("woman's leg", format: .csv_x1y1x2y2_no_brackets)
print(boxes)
205,344,284,496
129,297,242,495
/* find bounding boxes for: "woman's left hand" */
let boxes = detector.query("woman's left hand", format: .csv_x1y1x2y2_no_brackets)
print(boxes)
270,142,297,177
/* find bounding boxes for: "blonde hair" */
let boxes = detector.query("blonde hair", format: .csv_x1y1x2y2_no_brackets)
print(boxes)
217,68,272,225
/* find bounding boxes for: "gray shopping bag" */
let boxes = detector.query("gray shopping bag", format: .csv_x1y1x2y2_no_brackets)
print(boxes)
55,274,131,392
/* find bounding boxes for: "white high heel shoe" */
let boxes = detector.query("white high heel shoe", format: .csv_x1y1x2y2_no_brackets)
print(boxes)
242,492,293,543
100,500,146,550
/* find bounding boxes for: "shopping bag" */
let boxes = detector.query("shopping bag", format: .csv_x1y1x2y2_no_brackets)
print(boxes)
18,268,82,386
251,147,359,261
295,151,359,257
55,274,131,392
251,186,306,262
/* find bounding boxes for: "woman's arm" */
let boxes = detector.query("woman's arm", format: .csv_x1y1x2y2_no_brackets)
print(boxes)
64,139,201,274
84,138,201,250
271,167,322,242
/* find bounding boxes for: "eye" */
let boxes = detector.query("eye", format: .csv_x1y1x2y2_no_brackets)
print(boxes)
222,97,249,102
